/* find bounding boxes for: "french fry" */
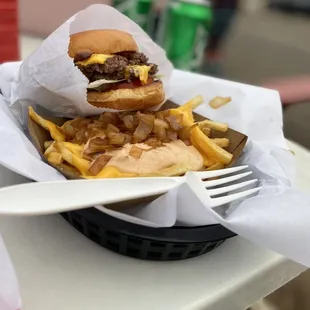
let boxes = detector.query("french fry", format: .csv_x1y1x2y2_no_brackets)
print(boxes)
90,166,137,179
181,95,204,110
44,140,54,150
203,156,217,167
201,127,211,136
170,109,194,127
206,162,225,171
170,95,204,127
55,142,90,176
198,119,228,132
46,152,63,165
209,96,231,109
28,106,65,142
44,142,58,156
170,106,194,127
211,138,229,148
190,138,216,167
191,127,232,164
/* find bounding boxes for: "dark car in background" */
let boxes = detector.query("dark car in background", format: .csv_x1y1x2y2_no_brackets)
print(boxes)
270,0,310,11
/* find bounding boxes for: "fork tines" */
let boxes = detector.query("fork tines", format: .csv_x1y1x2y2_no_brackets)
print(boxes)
195,165,261,207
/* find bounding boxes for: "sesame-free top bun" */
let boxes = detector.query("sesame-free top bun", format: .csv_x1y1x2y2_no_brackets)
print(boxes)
68,29,139,58
87,81,165,110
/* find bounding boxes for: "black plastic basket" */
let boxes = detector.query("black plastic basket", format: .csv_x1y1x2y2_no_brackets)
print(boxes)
62,207,236,261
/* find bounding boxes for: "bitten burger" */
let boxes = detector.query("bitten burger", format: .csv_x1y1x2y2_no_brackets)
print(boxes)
68,29,165,110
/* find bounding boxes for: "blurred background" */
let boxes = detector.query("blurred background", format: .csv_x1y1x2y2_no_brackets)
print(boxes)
14,0,310,81
1,0,310,151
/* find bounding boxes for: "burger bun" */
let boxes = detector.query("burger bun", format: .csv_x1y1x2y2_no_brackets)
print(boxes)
68,29,138,58
87,81,165,110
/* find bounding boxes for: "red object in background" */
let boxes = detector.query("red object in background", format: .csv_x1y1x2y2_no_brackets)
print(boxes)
0,0,19,63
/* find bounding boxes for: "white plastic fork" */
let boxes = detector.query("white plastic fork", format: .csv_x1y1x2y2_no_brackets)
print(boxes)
0,165,260,216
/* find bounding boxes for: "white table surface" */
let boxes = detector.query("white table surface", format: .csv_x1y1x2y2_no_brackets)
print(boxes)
0,140,308,310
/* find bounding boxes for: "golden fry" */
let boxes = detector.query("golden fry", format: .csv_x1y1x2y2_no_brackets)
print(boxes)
46,152,63,165
191,127,232,164
169,95,203,127
211,138,229,148
190,138,216,167
209,96,231,109
44,140,54,150
198,119,228,132
44,142,58,156
203,156,217,167
55,142,90,176
29,107,65,142
201,127,211,136
61,142,84,156
181,95,204,110
88,166,137,179
206,162,225,171
44,142,63,166
170,108,194,127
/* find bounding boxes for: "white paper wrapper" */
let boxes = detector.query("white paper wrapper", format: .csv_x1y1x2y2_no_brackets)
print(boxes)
2,62,310,267
12,4,173,124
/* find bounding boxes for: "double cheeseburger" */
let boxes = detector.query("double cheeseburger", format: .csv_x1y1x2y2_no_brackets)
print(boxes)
68,29,164,110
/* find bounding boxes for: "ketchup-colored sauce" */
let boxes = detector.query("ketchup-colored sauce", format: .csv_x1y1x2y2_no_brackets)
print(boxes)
115,77,154,90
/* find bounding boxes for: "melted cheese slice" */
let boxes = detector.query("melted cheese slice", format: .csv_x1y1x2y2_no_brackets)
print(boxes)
125,65,151,84
76,54,114,66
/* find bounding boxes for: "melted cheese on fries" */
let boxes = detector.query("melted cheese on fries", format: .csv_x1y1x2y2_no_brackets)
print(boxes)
28,95,234,179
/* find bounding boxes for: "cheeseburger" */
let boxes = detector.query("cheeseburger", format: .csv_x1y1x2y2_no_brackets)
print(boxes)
68,29,164,110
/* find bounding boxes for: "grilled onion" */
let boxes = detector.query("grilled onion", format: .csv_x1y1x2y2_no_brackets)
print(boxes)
129,145,144,159
89,154,112,176
133,119,153,142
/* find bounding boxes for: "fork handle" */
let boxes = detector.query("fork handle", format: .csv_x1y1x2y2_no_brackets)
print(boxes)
0,178,180,216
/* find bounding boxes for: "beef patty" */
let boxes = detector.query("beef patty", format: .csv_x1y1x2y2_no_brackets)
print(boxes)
77,52,158,82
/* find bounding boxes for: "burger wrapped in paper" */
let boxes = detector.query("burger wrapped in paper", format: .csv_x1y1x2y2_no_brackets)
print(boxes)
69,29,165,110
